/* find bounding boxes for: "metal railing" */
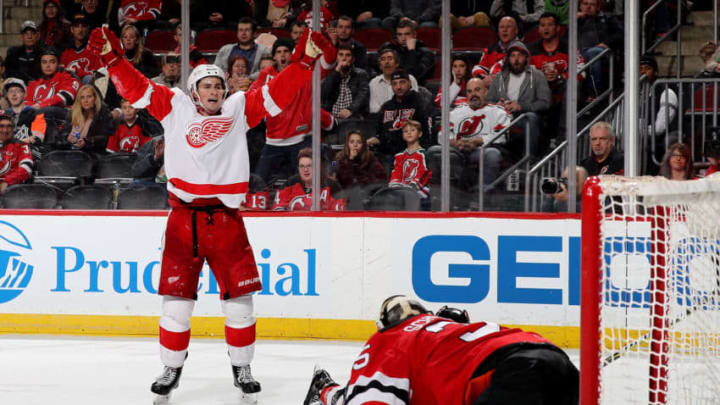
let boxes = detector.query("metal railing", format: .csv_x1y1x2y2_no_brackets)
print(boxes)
578,47,615,113
641,0,682,78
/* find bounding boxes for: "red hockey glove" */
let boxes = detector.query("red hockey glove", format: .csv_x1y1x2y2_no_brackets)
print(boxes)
88,26,124,67
291,28,315,69
310,31,337,65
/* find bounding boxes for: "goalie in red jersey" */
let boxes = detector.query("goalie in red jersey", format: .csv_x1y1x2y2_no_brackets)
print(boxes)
304,295,578,405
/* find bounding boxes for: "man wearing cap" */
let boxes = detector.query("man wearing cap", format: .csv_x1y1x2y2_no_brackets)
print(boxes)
371,68,433,160
61,13,101,84
26,47,80,108
369,48,420,114
641,54,678,166
215,17,271,77
152,54,181,88
487,40,550,158
3,78,48,157
5,21,41,84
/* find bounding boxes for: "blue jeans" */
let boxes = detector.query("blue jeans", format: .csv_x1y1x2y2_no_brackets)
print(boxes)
581,46,606,94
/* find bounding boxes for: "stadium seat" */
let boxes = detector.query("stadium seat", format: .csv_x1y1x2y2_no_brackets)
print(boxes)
117,184,169,209
523,26,541,44
453,27,496,51
426,147,466,185
353,28,394,52
256,28,291,38
0,184,59,209
690,84,720,112
60,185,113,209
196,29,237,53
416,27,440,50
367,186,422,211
144,29,176,53
36,150,93,179
249,173,268,193
96,153,136,181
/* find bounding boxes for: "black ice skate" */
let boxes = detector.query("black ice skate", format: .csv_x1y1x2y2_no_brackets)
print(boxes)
232,364,261,403
151,365,182,404
304,366,338,405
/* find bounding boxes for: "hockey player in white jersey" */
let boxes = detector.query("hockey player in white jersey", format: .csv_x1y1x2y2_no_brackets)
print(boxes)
86,25,336,403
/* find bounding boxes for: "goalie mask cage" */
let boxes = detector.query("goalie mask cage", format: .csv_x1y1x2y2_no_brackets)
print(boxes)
580,174,720,405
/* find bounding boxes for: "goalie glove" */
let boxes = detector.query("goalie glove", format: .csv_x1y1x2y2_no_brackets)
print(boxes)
436,305,470,323
88,26,124,67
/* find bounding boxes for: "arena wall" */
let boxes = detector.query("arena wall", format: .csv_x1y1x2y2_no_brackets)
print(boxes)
0,210,583,348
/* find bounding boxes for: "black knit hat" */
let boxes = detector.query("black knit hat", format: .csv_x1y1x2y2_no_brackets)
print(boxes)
272,38,295,56
640,54,658,71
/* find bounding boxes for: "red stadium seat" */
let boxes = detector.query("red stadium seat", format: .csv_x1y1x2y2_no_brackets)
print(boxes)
145,30,176,53
689,84,720,113
353,28,394,52
416,27,440,51
257,28,291,38
196,29,237,53
453,27,496,51
523,26,541,44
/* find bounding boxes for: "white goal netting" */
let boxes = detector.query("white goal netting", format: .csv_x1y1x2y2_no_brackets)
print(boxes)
584,174,720,405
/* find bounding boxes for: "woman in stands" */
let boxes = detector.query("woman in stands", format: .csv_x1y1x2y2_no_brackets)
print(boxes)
227,55,251,94
38,0,71,49
434,54,470,110
334,130,387,189
64,84,114,155
120,24,159,78
272,147,345,211
659,143,696,180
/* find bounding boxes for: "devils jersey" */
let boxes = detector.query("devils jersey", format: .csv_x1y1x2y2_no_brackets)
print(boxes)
528,39,586,82
106,119,151,153
25,71,80,108
118,0,162,26
0,140,33,185
106,58,311,208
242,190,270,210
271,182,345,211
61,44,102,79
250,64,334,146
389,148,431,198
472,41,516,78
324,315,550,405
443,103,511,145
297,7,334,30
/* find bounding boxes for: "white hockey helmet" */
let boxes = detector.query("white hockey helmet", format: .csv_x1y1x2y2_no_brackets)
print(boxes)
187,64,228,109
377,295,430,330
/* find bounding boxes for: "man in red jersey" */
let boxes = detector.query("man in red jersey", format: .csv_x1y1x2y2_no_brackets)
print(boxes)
304,295,578,405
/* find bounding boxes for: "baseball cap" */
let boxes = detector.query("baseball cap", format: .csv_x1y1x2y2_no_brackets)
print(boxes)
639,54,658,71
391,68,409,81
70,13,90,26
20,20,38,33
3,78,26,93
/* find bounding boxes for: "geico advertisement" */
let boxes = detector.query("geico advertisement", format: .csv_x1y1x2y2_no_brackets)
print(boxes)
0,214,585,326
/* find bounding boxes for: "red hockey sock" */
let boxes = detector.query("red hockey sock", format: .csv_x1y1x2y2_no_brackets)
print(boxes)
225,323,256,348
159,326,191,351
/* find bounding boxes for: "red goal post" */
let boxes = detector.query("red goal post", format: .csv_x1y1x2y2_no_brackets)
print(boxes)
580,174,720,405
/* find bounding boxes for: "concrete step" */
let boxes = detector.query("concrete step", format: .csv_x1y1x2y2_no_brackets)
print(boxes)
690,10,717,26
0,32,20,48
676,24,716,40
5,5,43,22
657,54,705,76
657,40,710,56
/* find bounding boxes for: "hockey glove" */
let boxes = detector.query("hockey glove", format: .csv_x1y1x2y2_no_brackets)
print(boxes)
88,26,124,67
310,31,337,66
436,306,470,323
291,28,315,69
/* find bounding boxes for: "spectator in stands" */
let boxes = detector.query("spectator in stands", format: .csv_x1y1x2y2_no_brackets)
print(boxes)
106,99,151,153
578,0,623,95
334,130,387,188
253,0,294,28
294,1,336,31
39,0,72,50
543,166,588,212
250,36,337,183
290,20,308,41
172,24,208,68
257,55,274,73
117,0,161,33
4,78,49,157
659,143,695,180
378,19,435,84
63,84,114,154
61,13,101,84
0,57,6,82
369,48,419,114
151,54,180,88
26,47,80,109
216,18,272,77
580,121,624,176
449,2,491,31
327,15,368,71
433,77,512,190
74,0,105,29
489,0,545,29
641,55,678,139
544,0,570,24
189,3,248,31
337,0,387,29
226,55,252,95
371,69,432,160
321,44,369,120
0,113,33,193
131,135,165,182
157,0,181,27
434,55,471,110
472,16,520,86
120,24,159,78
6,21,42,84
487,41,550,157
382,0,441,30
272,147,346,211
528,12,584,143
703,137,720,176
388,120,431,209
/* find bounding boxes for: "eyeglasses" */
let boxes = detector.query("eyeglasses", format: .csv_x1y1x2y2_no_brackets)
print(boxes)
670,154,687,159
298,164,312,170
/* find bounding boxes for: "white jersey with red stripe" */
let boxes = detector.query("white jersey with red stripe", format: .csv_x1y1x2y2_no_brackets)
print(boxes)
443,103,512,146
107,58,310,208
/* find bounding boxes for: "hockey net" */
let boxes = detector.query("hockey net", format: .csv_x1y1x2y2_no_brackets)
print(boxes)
580,174,720,405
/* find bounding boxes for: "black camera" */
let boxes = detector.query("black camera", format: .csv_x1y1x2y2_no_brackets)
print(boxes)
541,177,568,195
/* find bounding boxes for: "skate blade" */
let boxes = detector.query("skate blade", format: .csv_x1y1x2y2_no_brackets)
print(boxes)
153,393,171,404
240,392,258,404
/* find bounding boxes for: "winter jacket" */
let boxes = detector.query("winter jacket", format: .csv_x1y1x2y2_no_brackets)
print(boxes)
378,39,435,84
578,12,624,50
487,64,551,114
335,152,387,188
321,67,370,118
376,90,433,156
61,105,116,153
388,0,442,24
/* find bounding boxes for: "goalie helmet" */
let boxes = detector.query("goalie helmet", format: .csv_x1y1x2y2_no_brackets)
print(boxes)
187,64,228,109
377,295,430,330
